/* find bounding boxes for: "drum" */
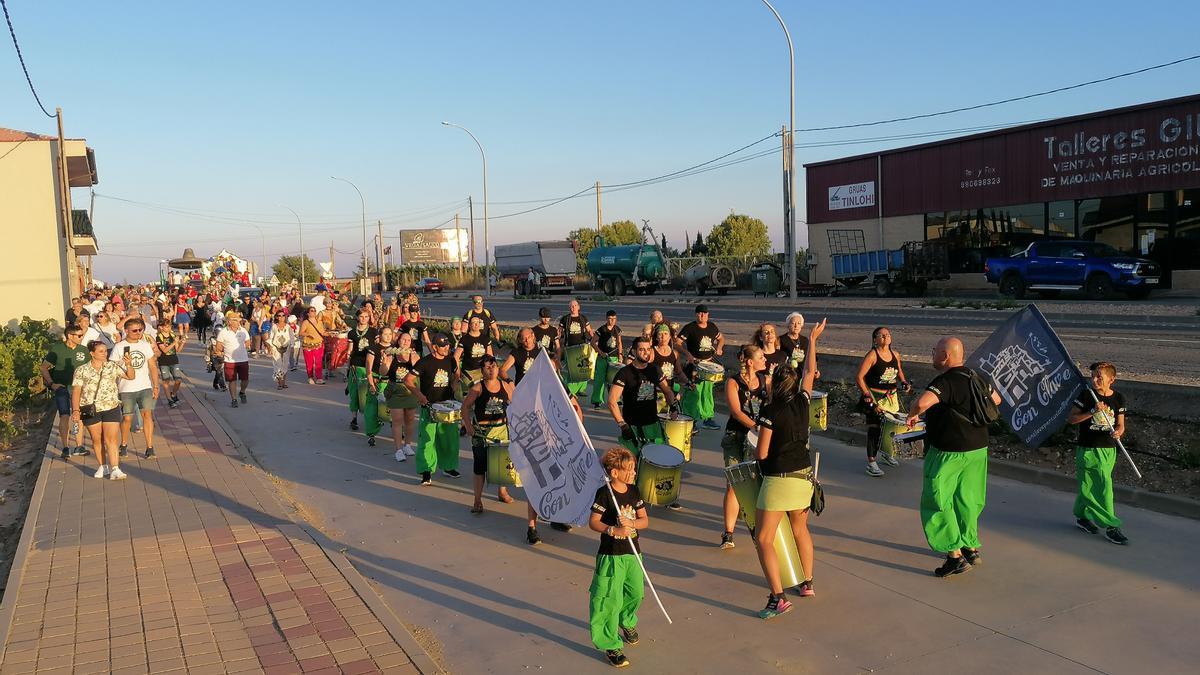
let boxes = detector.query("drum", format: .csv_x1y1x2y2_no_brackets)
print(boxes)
325,334,351,369
722,461,805,588
744,429,760,460
636,444,685,507
694,361,725,383
892,428,926,456
658,413,694,462
809,390,828,432
460,368,483,398
605,357,624,385
430,400,463,424
880,412,919,456
564,343,596,382
486,440,522,487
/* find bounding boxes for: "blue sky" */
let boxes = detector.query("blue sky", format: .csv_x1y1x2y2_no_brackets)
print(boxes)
3,0,1199,282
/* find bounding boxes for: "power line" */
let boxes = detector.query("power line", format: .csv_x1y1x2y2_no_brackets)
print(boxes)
796,54,1200,132
1,0,54,118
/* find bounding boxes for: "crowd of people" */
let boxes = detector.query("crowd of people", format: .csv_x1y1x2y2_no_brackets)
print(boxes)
39,280,1134,669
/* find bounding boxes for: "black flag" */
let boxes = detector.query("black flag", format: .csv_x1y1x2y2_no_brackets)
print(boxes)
967,304,1084,448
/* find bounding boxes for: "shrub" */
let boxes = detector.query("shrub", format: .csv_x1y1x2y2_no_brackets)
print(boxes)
0,317,56,438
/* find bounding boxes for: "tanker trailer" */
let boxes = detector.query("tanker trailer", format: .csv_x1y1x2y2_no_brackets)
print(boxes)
585,241,667,296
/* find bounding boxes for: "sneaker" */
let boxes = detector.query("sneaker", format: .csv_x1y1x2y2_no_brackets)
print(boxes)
61,447,70,460
394,449,407,462
758,594,793,619
866,461,885,477
73,446,88,456
1076,518,1099,535
239,392,247,404
879,451,899,467
316,379,326,385
592,403,602,410
109,467,127,480
934,555,971,578
719,532,735,549
443,469,461,479
666,502,682,511
404,444,416,457
94,464,108,479
604,650,630,668
960,547,981,565
290,366,298,372
420,472,432,486
619,626,639,645
167,398,179,409
145,448,156,460
550,522,572,532
526,527,541,546
795,579,815,597
118,445,128,457
231,399,238,408
308,378,316,385
367,436,376,447
1105,527,1130,545
350,418,359,431
701,419,722,431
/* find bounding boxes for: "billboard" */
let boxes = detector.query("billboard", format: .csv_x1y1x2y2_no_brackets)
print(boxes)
399,228,470,264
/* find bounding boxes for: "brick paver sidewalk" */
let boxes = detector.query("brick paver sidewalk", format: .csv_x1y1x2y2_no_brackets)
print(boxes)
0,388,437,675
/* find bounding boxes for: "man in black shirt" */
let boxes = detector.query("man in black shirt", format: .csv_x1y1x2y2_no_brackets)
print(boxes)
1066,361,1129,545
502,328,543,385
346,309,378,432
404,334,462,485
558,300,594,397
906,336,1001,578
402,304,429,356
608,336,677,455
677,304,724,430
463,295,501,342
531,307,559,354
590,310,623,409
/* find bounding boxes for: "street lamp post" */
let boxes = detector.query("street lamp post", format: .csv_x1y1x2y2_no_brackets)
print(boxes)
331,176,370,293
441,122,489,295
760,0,798,299
282,206,305,293
248,224,267,284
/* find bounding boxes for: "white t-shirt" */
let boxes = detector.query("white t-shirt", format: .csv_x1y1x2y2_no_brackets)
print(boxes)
216,327,250,363
109,339,156,393
310,294,327,313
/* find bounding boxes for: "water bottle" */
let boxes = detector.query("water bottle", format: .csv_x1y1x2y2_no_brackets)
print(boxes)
70,419,80,438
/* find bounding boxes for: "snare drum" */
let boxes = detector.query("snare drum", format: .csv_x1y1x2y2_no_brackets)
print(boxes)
658,413,694,462
636,444,685,506
892,428,926,455
880,412,919,456
430,400,463,424
485,439,522,487
605,357,624,385
723,461,805,588
809,390,828,431
694,361,725,383
460,368,483,398
564,343,596,382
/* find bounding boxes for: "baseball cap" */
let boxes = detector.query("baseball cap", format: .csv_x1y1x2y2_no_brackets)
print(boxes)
695,304,709,313
538,307,551,318
432,334,450,347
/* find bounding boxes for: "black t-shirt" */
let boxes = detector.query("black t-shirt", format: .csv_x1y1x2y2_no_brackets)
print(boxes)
763,349,787,376
866,349,901,390
559,314,590,347
595,324,622,356
403,320,427,355
463,308,496,335
457,333,492,371
778,334,809,368
413,354,457,403
757,393,812,474
679,321,721,360
614,363,663,427
726,371,768,433
592,484,644,556
532,324,558,353
347,326,377,368
509,345,542,384
155,333,180,367
925,367,991,453
1074,389,1126,448
652,347,678,383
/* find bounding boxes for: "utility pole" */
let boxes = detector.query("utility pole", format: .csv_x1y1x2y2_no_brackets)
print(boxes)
595,181,602,231
468,196,477,281
455,213,465,278
329,242,335,280
377,220,385,291
781,125,792,290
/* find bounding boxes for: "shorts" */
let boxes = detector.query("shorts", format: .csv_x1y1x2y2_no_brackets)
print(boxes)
224,361,250,382
83,406,122,426
119,389,156,415
173,312,190,326
757,472,814,512
471,440,488,476
721,430,750,467
159,364,184,380
53,386,72,415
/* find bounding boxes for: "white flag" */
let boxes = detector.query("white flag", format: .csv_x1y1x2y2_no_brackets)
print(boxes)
507,351,606,526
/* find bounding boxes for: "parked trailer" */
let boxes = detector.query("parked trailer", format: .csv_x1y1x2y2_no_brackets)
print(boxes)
495,240,578,296
586,242,667,296
682,261,736,295
831,240,949,297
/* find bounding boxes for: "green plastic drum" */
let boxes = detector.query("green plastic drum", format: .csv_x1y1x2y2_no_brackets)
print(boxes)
723,460,806,588
605,357,624,385
486,439,521,487
636,444,684,506
564,343,596,383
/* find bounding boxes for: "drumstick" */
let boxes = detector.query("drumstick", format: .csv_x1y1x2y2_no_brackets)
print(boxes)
605,478,673,625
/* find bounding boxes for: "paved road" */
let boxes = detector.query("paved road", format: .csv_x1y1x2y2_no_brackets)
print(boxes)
184,351,1200,674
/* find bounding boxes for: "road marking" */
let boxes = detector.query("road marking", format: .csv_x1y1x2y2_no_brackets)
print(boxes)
319,451,411,479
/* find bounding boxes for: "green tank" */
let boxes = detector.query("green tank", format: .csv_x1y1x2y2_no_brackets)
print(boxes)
586,243,666,296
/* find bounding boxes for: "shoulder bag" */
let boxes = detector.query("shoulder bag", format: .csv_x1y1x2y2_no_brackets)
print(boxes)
78,362,107,419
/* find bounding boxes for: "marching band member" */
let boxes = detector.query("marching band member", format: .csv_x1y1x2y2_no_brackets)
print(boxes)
1067,361,1130,545
590,310,624,409
719,345,769,550
462,355,515,512
404,334,462,486
608,337,677,456
677,304,724,431
856,326,913,477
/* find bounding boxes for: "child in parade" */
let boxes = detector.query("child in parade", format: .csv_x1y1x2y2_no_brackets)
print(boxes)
1068,361,1130,545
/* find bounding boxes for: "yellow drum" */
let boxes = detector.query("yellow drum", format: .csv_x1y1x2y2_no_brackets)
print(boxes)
564,343,596,382
459,368,483,398
809,390,828,431
636,444,685,506
605,357,624,385
485,439,522,487
880,412,919,456
694,361,724,383
893,427,926,456
658,413,694,462
723,461,804,588
430,400,463,424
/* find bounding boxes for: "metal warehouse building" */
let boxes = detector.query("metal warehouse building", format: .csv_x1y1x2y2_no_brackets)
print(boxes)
804,93,1200,290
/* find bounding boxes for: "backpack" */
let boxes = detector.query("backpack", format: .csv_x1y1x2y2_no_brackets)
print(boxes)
950,369,1000,427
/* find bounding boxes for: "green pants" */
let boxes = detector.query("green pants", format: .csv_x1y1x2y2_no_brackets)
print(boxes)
619,423,663,456
564,377,589,398
348,368,386,435
591,357,617,407
682,380,715,422
416,407,461,474
920,447,987,553
1074,446,1121,528
588,554,644,651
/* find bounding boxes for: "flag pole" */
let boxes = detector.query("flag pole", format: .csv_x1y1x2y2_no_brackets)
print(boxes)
605,478,672,624
1083,388,1142,479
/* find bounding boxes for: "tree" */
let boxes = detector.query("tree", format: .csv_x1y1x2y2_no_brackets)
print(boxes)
706,213,772,258
272,255,320,285
599,220,642,246
568,227,599,270
693,231,707,256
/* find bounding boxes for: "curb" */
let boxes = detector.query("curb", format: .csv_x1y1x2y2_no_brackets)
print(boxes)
183,384,445,675
817,424,1200,521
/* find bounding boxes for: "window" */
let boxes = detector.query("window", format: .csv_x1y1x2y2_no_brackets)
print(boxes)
1078,195,1135,252
925,212,946,241
1002,203,1045,236
1048,201,1075,237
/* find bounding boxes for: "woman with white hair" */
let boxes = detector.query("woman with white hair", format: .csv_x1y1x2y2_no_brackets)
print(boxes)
778,313,809,370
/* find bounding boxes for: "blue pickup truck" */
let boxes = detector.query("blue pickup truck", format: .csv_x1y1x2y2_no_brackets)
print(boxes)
984,240,1161,300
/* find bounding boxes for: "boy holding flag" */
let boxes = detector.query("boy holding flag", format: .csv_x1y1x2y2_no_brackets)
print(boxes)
1068,361,1130,545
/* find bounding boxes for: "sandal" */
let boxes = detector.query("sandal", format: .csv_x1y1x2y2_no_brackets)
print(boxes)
498,491,514,504
470,504,484,514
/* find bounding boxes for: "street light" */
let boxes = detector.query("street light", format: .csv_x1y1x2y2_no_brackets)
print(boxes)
441,121,489,295
247,223,267,284
760,0,798,299
281,205,305,293
331,176,369,293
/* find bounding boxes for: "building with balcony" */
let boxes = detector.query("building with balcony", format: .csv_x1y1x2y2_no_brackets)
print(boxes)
0,126,99,328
